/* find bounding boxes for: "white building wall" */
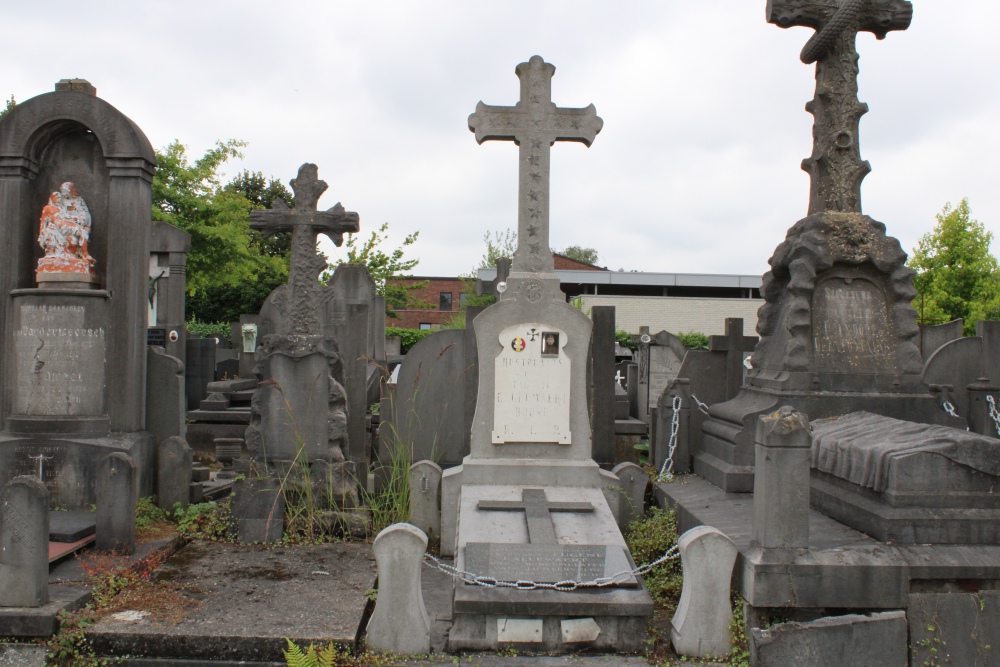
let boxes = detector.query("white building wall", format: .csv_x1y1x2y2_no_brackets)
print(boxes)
580,295,765,335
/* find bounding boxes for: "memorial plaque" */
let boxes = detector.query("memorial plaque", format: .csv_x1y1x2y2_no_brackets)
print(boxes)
13,304,106,415
464,543,637,587
812,277,896,373
493,322,571,444
147,327,167,347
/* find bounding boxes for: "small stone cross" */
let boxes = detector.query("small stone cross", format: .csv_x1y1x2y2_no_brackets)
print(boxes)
477,488,593,544
250,164,359,335
709,318,759,401
615,370,624,387
469,56,602,276
767,0,912,215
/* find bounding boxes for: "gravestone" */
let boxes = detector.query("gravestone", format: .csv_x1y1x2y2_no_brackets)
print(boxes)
96,453,136,554
231,477,284,544
145,346,185,451
157,436,191,511
590,306,616,467
408,460,442,544
185,337,217,410
243,164,359,510
365,523,431,655
670,526,739,659
695,2,958,492
0,80,156,509
444,56,651,653
921,320,1000,427
631,328,687,423
0,476,49,607
919,318,964,359
148,221,190,365
611,462,647,529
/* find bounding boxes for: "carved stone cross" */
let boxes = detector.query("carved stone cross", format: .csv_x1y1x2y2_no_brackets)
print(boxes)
767,0,912,216
250,164,359,335
469,56,602,276
709,318,759,401
477,488,593,544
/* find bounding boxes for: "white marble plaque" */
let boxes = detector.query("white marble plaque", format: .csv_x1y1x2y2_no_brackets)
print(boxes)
493,323,571,444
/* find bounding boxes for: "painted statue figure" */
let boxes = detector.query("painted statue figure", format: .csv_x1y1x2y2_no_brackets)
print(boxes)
36,182,96,281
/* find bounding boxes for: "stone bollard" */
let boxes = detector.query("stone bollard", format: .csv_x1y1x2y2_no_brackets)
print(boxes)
366,523,431,655
752,406,811,552
157,436,192,511
97,453,137,554
612,462,648,529
670,525,739,658
0,476,50,607
966,378,1000,438
408,461,442,544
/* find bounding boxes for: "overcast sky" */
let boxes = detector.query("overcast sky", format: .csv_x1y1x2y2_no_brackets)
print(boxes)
3,2,996,278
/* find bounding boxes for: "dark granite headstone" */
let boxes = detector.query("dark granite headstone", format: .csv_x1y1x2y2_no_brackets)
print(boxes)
590,306,616,467
96,453,136,554
215,357,240,381
0,477,49,607
157,437,192,511
919,318,964,359
185,337,218,410
146,346,186,449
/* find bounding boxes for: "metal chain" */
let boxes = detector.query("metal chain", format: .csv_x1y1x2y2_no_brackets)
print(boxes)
658,395,682,481
942,401,959,418
423,545,680,591
690,394,711,415
987,395,1000,437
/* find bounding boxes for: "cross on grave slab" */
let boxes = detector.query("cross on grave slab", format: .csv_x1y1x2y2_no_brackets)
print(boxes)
477,488,593,544
250,164,359,335
767,0,912,216
709,318,759,402
468,56,602,276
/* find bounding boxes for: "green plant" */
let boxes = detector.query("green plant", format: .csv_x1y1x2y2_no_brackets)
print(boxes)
283,639,350,666
728,600,751,667
135,496,168,531
385,327,433,354
624,507,682,609
175,501,231,541
46,609,109,667
185,318,232,338
616,329,637,352
677,331,709,350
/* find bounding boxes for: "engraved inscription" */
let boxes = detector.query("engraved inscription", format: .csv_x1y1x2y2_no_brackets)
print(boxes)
3,503,33,551
812,278,895,372
464,543,636,587
493,323,571,444
14,304,106,415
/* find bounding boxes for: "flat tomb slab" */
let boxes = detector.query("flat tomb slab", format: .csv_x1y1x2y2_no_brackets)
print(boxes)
0,584,90,637
464,543,637,587
49,510,95,542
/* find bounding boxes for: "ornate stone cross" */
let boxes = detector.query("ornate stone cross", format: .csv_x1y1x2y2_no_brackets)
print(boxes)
477,488,593,544
250,164,359,336
469,56,602,276
767,0,912,216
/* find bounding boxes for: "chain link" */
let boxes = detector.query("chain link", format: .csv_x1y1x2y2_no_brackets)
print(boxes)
690,394,711,415
423,545,680,591
942,401,959,418
658,395,682,481
987,395,1000,437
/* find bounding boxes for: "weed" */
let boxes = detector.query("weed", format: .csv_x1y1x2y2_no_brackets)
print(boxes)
135,496,176,541
175,501,231,541
727,600,751,667
282,638,403,666
625,507,682,610
45,609,108,667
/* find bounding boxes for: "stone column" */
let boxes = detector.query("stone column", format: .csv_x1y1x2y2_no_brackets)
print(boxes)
752,407,811,551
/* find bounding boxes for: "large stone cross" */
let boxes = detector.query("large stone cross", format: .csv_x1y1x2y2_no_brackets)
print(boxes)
767,0,912,216
250,164,359,335
469,56,602,276
477,488,593,544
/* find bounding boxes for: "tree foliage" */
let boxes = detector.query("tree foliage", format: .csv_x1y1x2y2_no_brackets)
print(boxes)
152,140,290,322
908,199,1000,335
0,95,14,121
477,228,517,270
559,245,599,265
225,170,293,258
327,221,428,315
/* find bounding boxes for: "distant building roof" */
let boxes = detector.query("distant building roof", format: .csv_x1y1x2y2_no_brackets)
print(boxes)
476,267,762,290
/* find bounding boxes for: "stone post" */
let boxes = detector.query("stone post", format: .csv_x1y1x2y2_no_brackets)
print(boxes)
966,378,1000,438
656,380,691,475
591,306,616,467
97,453,137,554
671,525,739,659
626,363,639,419
408,461,442,544
752,407,811,551
612,462,648,529
366,523,431,654
0,476,49,607
157,437,192,511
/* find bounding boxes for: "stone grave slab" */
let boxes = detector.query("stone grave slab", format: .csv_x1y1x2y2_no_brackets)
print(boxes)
464,543,637,587
48,535,94,563
48,510,95,542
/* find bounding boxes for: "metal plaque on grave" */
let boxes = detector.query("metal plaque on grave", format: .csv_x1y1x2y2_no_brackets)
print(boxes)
464,543,637,587
147,328,167,347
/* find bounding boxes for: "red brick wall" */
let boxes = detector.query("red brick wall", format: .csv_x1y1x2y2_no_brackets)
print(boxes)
387,277,467,329
554,254,606,271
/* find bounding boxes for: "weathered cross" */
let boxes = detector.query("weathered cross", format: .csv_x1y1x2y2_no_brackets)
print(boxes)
709,318,759,401
477,488,593,544
767,0,912,215
469,56,602,276
250,164,359,335
28,454,52,481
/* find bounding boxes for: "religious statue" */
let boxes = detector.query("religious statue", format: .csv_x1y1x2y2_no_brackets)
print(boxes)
36,182,97,282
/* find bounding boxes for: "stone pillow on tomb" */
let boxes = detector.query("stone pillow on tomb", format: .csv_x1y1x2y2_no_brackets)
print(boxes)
811,412,1000,493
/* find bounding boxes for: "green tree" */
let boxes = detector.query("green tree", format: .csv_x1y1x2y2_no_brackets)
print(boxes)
225,170,294,258
0,95,14,121
152,140,290,322
559,245,599,265
326,221,429,316
478,228,517,269
908,199,1000,335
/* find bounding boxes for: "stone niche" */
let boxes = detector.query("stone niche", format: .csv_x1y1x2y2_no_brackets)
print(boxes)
747,212,923,394
0,80,156,507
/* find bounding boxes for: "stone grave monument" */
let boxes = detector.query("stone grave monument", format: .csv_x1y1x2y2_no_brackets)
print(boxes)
241,163,360,511
0,80,156,508
695,1,961,492
630,327,687,424
147,220,190,364
442,56,652,653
